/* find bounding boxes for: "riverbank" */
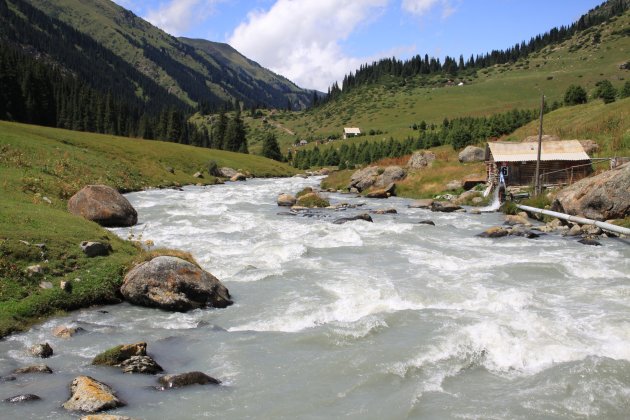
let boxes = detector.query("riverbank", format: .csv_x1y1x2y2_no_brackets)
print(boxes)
0,121,297,338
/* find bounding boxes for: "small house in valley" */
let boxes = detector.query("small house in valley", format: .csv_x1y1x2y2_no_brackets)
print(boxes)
485,140,592,187
343,127,361,139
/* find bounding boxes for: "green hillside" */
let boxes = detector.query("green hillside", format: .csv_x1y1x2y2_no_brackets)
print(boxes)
3,0,312,110
0,121,296,337
259,8,629,153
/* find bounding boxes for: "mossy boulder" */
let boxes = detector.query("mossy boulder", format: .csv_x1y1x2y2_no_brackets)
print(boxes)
295,187,314,198
92,342,146,366
296,192,330,208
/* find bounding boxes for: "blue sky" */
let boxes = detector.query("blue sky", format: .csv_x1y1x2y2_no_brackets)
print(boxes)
114,0,604,91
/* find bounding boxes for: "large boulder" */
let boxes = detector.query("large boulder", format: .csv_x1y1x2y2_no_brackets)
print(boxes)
68,185,137,227
63,376,124,413
120,256,232,311
29,343,53,358
551,163,630,220
366,183,396,198
277,193,296,207
218,167,238,178
458,146,485,163
349,166,380,192
407,151,436,169
374,166,406,188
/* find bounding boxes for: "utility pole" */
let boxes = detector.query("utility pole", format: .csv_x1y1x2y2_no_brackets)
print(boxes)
534,93,544,195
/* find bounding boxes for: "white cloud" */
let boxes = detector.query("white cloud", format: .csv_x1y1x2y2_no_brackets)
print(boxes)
144,0,218,36
228,0,389,91
401,0,457,18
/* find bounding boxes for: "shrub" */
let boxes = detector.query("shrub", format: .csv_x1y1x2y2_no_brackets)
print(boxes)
207,160,220,176
296,193,330,208
564,84,587,106
594,80,617,104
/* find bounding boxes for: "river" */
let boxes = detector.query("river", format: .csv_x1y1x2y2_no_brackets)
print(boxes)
1,177,629,419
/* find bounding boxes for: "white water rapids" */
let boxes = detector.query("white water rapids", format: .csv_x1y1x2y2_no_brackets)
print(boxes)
1,176,629,419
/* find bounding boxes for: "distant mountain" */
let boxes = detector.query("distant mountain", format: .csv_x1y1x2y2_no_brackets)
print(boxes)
0,0,313,111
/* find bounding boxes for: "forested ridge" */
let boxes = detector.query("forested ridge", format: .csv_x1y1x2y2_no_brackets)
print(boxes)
323,0,629,101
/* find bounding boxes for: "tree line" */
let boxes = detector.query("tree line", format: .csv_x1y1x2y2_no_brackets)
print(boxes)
290,106,552,169
321,0,628,102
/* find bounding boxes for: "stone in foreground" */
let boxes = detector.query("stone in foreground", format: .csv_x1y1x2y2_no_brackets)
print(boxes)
121,256,232,311
119,355,163,374
63,376,125,413
157,372,221,389
68,185,137,227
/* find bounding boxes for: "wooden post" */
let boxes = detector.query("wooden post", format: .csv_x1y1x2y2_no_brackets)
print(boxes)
534,94,544,195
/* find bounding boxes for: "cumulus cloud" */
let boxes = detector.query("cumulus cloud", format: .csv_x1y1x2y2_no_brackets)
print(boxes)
402,0,456,18
228,0,388,91
144,0,218,36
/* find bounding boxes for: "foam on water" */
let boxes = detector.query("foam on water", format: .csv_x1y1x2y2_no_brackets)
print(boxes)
3,177,629,420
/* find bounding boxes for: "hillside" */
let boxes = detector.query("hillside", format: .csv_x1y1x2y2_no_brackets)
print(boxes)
256,5,629,154
0,120,296,337
1,0,313,111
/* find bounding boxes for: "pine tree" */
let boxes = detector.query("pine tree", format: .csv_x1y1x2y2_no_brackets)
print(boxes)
262,133,282,161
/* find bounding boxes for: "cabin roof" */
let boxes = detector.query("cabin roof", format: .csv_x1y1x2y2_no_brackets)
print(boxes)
343,127,361,134
487,140,590,162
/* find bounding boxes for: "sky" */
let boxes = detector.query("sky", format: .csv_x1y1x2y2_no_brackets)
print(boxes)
113,0,605,91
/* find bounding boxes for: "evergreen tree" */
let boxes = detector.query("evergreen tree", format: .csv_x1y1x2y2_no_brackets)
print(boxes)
262,133,282,161
620,81,630,99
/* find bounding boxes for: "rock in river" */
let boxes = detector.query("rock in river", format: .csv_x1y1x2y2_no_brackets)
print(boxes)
157,372,221,389
121,256,233,311
68,185,137,227
333,214,373,224
63,376,125,413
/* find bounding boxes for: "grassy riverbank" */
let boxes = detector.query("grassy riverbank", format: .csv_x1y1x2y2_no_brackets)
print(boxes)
0,121,297,337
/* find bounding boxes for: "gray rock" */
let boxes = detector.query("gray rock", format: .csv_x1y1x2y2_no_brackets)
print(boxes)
418,220,436,226
349,166,379,192
80,241,111,258
551,163,630,221
68,185,137,227
4,394,41,404
407,151,436,169
121,256,232,311
13,364,53,374
193,172,204,179
157,372,221,389
431,201,462,213
26,264,44,276
333,214,373,224
29,343,53,358
374,166,406,188
371,208,397,215
219,167,238,178
578,238,602,246
408,199,434,209
458,146,485,163
39,281,53,290
119,356,163,375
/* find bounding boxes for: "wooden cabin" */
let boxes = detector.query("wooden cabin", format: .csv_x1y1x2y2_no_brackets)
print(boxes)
485,140,592,187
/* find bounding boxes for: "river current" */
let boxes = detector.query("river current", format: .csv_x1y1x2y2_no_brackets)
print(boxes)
2,176,629,419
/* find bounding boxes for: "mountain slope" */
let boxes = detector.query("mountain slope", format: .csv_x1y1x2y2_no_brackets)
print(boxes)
265,2,629,153
3,0,312,110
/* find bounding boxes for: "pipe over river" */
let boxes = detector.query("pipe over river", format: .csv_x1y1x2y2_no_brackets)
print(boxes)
516,204,630,236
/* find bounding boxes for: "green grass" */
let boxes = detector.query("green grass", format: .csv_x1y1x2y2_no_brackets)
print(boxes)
0,121,296,338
